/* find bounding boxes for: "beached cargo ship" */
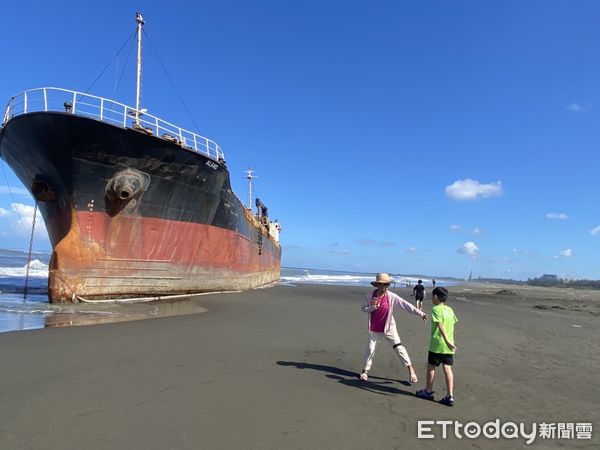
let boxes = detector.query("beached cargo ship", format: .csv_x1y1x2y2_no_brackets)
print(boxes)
0,13,281,303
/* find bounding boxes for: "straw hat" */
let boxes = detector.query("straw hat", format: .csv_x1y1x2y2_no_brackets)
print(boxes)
371,272,393,287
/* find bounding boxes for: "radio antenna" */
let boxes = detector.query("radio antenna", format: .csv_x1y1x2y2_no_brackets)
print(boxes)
244,167,258,210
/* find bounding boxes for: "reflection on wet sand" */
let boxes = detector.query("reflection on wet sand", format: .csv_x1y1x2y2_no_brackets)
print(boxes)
44,298,209,328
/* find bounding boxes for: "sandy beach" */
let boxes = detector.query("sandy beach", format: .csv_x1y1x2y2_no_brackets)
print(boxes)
0,282,598,449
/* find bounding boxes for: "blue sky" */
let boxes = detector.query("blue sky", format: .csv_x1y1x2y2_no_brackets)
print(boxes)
0,1,599,280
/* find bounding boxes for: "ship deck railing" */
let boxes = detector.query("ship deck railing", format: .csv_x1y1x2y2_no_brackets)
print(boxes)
2,87,225,162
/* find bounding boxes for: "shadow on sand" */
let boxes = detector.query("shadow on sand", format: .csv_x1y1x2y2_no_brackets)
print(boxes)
276,361,414,397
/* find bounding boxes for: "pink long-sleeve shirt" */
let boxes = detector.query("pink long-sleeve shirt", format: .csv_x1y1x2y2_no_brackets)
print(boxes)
361,289,426,333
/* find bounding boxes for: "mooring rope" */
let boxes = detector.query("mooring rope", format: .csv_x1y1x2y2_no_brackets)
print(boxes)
23,201,38,300
143,30,204,137
76,290,243,303
84,29,136,95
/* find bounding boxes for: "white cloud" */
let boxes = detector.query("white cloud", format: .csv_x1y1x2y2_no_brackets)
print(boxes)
445,179,503,201
0,186,31,197
329,242,350,255
406,246,416,254
590,226,600,236
567,102,592,113
356,238,395,247
285,244,310,251
356,238,375,246
1,202,48,238
558,249,573,257
472,227,482,235
449,224,462,231
13,203,41,229
457,241,479,260
546,213,568,220
331,248,350,255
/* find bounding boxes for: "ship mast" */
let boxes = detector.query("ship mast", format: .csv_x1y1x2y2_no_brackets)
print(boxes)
244,167,257,210
135,12,145,126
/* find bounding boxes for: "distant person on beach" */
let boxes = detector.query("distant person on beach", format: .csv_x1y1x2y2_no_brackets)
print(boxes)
412,279,426,310
416,286,458,406
432,278,436,288
359,273,428,384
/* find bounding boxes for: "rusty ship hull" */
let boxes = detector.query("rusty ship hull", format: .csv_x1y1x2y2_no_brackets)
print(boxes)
0,111,281,303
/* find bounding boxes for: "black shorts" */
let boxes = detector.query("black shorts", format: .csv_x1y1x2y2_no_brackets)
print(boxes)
415,295,424,301
428,351,454,367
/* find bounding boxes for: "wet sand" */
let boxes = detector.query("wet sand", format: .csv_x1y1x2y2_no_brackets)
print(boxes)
0,283,598,449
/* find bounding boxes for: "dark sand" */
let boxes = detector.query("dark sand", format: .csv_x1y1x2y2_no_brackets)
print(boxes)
0,283,598,449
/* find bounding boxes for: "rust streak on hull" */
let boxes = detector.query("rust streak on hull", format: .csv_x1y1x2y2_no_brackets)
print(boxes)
49,211,280,303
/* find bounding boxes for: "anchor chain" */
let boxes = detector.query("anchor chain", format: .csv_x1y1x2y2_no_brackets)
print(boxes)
257,226,263,255
23,201,38,300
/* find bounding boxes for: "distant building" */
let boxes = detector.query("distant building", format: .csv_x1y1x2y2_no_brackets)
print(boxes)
540,274,559,281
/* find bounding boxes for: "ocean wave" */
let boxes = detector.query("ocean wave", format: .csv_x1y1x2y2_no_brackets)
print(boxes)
281,274,372,284
0,259,49,278
281,274,373,285
0,306,54,315
281,272,447,288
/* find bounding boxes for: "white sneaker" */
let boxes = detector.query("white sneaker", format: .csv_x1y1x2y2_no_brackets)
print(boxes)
359,371,368,381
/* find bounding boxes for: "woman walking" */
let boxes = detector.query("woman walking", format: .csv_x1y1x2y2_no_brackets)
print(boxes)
359,273,428,383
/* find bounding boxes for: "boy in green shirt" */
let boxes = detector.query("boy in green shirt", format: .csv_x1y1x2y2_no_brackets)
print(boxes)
416,286,458,406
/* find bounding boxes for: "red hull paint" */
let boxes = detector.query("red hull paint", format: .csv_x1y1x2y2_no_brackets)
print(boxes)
49,210,281,302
